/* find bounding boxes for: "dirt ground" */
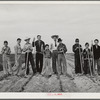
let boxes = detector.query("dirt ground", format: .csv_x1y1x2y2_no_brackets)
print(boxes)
0,53,100,92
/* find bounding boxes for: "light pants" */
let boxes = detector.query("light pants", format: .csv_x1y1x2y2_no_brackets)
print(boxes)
57,54,67,75
14,54,22,75
3,55,12,75
94,59,100,75
42,58,53,76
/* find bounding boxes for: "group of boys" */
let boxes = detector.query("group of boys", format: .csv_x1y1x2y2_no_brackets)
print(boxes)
1,35,68,78
73,38,100,76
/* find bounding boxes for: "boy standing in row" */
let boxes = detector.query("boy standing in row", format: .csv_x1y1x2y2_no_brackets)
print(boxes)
14,38,23,76
1,41,13,75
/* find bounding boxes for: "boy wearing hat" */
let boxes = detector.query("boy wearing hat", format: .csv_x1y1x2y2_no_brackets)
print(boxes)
57,38,67,75
23,37,36,77
14,38,22,76
72,38,83,74
1,41,13,75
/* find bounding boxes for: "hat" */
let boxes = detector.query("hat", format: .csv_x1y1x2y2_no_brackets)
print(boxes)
51,35,59,39
24,37,30,41
58,38,62,42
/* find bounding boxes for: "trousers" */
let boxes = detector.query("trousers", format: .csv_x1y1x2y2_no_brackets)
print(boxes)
2,55,12,74
42,58,53,76
52,50,58,74
57,54,67,75
36,53,43,73
14,54,22,75
25,52,36,75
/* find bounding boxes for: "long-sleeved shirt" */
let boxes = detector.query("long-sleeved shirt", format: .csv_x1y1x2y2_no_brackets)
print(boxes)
14,44,22,55
57,43,67,54
72,44,82,57
23,43,33,53
50,41,58,52
32,40,45,53
1,46,11,55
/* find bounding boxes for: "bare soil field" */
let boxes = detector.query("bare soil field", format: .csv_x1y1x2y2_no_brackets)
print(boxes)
0,53,100,92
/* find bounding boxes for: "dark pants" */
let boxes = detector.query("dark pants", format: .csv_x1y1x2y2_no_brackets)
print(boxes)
25,52,36,75
74,55,82,74
36,53,43,73
52,50,58,74
83,60,90,74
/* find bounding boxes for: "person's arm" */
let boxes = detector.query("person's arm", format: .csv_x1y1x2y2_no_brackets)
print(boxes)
32,38,36,47
6,47,11,54
50,51,52,58
9,47,11,54
32,41,36,47
23,45,27,52
72,45,75,52
43,41,45,50
57,45,61,53
63,44,67,53
1,47,4,54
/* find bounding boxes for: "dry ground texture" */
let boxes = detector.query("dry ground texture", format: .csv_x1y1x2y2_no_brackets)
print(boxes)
0,53,100,92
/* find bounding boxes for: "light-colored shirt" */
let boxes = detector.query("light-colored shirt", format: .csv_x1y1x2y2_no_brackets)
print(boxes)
1,46,11,55
50,40,58,52
14,44,22,54
23,43,33,53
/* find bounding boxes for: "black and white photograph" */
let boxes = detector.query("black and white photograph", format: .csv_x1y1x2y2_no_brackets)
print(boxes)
0,1,100,99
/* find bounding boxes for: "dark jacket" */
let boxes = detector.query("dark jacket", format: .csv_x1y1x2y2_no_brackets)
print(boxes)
72,44,82,57
92,45,100,60
32,40,45,53
57,43,67,54
83,49,91,60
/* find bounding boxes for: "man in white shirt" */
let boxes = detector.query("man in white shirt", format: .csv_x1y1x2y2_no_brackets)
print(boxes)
51,35,59,74
14,38,22,76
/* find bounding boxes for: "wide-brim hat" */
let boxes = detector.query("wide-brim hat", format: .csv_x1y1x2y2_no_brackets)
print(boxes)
24,37,30,41
51,35,59,39
58,38,62,42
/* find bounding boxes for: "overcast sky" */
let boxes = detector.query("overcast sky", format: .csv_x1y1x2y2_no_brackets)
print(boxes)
0,4,100,53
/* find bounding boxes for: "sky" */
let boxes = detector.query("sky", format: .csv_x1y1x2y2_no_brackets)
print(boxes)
0,4,100,53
